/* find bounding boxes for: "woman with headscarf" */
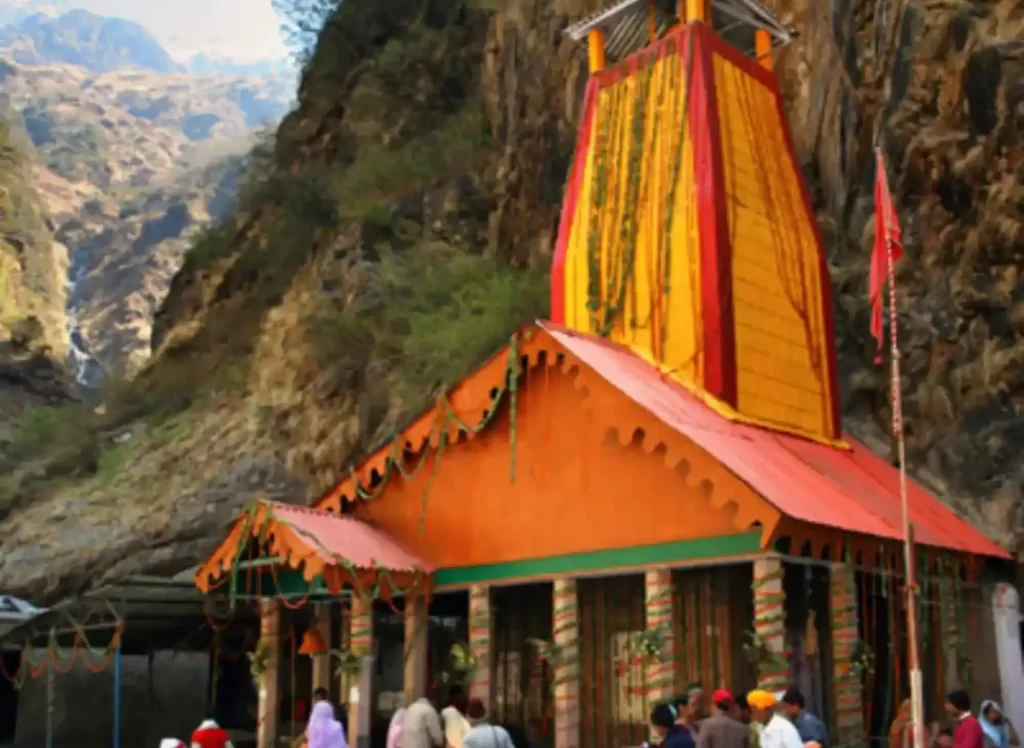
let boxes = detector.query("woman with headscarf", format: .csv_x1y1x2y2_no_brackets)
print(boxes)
388,707,408,748
308,699,348,748
979,701,1020,748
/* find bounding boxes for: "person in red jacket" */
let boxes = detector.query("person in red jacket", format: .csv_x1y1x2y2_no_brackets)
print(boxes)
191,709,235,748
946,691,984,748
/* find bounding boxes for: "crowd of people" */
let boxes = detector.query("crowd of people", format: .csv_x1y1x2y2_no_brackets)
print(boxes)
646,686,824,748
156,681,1018,748
648,686,1019,748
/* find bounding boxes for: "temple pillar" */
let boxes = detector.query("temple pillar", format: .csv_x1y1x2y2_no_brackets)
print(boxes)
587,29,605,73
337,601,352,702
644,569,676,704
404,594,429,703
752,557,789,690
940,559,962,690
553,579,580,748
755,30,773,70
257,599,280,748
348,597,375,748
468,585,494,708
311,603,332,693
830,563,865,746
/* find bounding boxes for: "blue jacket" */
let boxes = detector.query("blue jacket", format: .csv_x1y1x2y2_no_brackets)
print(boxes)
664,725,697,748
793,711,829,747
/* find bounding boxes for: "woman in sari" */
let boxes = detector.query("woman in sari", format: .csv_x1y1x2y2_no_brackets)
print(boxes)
308,700,348,748
980,701,1020,748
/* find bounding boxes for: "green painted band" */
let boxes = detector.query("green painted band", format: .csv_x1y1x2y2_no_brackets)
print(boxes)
432,531,762,587
226,532,761,597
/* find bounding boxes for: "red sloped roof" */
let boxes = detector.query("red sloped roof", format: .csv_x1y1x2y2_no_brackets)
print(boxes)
262,503,433,573
542,323,1010,560
195,501,432,593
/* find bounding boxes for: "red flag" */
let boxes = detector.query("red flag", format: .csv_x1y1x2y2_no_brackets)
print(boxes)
869,149,903,364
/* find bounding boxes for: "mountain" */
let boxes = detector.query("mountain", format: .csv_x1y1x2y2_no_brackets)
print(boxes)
0,37,294,379
0,9,180,72
0,0,1020,604
187,54,295,78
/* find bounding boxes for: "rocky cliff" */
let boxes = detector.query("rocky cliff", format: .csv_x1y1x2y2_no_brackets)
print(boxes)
0,0,1020,602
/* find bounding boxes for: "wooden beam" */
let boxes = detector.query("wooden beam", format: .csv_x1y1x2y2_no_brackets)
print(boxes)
257,599,280,748
587,29,606,73
755,29,773,70
404,594,428,703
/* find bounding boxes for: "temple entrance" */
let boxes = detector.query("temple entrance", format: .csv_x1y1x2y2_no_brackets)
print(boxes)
579,575,647,748
0,651,19,744
492,583,553,748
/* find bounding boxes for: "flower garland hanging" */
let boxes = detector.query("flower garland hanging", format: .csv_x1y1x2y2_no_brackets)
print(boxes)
342,331,523,505
740,629,788,672
446,641,477,688
248,638,271,687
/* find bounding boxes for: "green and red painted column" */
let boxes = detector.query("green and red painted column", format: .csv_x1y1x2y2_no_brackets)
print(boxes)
468,585,493,708
753,557,789,691
553,578,580,748
830,563,865,746
645,568,676,704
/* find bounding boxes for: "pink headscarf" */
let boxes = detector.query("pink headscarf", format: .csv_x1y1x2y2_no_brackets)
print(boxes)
308,701,347,748
387,707,407,748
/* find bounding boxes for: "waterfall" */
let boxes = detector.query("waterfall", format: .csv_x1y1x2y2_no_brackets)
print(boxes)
64,244,102,388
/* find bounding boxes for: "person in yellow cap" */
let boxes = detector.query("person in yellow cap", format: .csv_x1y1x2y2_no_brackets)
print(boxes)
745,691,803,748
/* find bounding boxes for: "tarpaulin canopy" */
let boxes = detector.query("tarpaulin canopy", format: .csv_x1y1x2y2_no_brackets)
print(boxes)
195,501,433,597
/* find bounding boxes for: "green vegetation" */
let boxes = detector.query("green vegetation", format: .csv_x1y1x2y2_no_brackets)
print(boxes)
0,114,63,349
307,241,549,410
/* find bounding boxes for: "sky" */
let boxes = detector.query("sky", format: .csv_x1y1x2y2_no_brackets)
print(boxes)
0,0,289,62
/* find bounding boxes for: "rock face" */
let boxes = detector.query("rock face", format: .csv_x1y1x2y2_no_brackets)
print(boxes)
774,0,1024,549
0,0,1020,603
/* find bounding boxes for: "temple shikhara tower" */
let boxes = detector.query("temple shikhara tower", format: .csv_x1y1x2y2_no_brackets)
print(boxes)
553,0,838,443
190,4,1014,748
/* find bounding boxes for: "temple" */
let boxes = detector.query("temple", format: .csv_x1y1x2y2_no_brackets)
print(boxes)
194,4,1013,748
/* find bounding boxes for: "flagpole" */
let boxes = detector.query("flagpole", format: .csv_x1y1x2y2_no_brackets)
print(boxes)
878,148,925,748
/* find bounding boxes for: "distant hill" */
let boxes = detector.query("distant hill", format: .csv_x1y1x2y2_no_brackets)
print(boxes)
187,54,294,78
0,9,180,73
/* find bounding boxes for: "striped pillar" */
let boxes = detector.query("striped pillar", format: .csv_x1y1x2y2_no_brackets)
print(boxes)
553,579,580,748
645,569,676,704
468,585,493,708
752,557,789,691
257,599,280,748
830,564,865,746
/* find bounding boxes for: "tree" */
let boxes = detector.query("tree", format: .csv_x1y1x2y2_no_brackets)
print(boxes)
272,0,341,61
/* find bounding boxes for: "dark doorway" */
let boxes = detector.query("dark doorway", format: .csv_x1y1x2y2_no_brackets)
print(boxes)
0,651,21,744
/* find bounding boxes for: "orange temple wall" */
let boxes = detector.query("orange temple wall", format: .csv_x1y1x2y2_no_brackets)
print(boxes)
551,24,841,443
345,360,777,571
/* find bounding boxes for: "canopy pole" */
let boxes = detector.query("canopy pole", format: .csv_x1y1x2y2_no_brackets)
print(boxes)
880,147,924,748
45,665,54,748
113,640,122,748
